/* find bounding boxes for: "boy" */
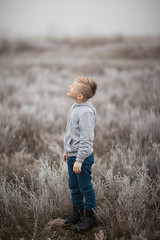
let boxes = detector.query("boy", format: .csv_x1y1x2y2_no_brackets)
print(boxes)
63,76,98,233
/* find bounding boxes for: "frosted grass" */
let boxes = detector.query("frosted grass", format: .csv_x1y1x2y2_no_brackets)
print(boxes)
0,36,160,239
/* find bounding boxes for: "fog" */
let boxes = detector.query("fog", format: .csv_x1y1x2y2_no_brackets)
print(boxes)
0,0,160,38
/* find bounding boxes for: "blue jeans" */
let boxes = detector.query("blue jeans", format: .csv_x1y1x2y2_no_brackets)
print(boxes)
67,152,97,211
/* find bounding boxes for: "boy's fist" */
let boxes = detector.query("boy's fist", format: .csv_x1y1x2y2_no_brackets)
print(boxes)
63,153,68,162
73,161,82,173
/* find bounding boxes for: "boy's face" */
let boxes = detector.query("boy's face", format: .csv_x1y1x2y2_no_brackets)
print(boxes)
67,81,84,101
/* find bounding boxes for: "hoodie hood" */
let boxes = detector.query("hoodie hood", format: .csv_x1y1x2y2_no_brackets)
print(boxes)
73,101,98,119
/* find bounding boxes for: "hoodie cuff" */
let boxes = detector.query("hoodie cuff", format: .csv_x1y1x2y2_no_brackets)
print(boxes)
76,157,84,163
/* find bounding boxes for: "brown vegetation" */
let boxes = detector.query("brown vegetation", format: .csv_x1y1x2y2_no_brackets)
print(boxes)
0,36,160,240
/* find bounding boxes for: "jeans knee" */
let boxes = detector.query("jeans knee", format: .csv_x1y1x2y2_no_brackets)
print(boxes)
79,183,93,195
69,180,79,191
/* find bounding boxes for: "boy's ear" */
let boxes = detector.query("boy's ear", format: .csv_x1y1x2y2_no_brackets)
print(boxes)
77,93,84,100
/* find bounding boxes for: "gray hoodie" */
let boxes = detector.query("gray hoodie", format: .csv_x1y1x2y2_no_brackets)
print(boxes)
64,101,98,163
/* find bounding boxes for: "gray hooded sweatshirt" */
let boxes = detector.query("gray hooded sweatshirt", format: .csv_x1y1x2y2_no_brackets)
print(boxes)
64,101,98,163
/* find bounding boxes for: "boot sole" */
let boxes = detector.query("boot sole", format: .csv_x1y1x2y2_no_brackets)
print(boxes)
74,222,97,233
63,220,81,228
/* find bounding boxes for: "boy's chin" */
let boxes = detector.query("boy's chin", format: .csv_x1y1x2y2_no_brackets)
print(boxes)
67,93,73,98
67,94,76,101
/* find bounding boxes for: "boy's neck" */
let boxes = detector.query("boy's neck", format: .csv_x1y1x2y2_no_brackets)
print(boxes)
75,99,87,105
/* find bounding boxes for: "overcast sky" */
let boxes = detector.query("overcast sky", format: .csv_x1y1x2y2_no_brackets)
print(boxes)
0,0,160,38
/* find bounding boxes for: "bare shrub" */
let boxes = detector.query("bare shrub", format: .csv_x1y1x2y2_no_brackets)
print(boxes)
0,112,42,156
95,171,160,240
0,159,70,239
0,109,63,161
0,151,35,181
132,110,160,147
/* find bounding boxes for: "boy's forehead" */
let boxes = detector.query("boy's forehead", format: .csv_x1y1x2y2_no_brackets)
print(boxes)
74,80,83,87
75,81,84,89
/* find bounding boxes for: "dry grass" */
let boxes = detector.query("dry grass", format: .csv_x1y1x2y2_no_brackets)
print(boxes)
0,36,160,240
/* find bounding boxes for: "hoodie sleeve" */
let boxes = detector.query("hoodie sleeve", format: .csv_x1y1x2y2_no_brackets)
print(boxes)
76,111,96,163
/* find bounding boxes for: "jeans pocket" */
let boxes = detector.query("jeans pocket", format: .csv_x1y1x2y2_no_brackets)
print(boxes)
85,152,94,165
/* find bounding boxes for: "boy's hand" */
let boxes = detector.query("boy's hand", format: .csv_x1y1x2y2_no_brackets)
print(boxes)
63,153,68,162
73,161,82,173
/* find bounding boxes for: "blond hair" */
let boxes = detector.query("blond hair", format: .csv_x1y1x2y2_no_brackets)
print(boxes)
75,76,97,100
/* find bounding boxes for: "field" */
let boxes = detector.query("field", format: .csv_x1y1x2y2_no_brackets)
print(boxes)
0,36,160,240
